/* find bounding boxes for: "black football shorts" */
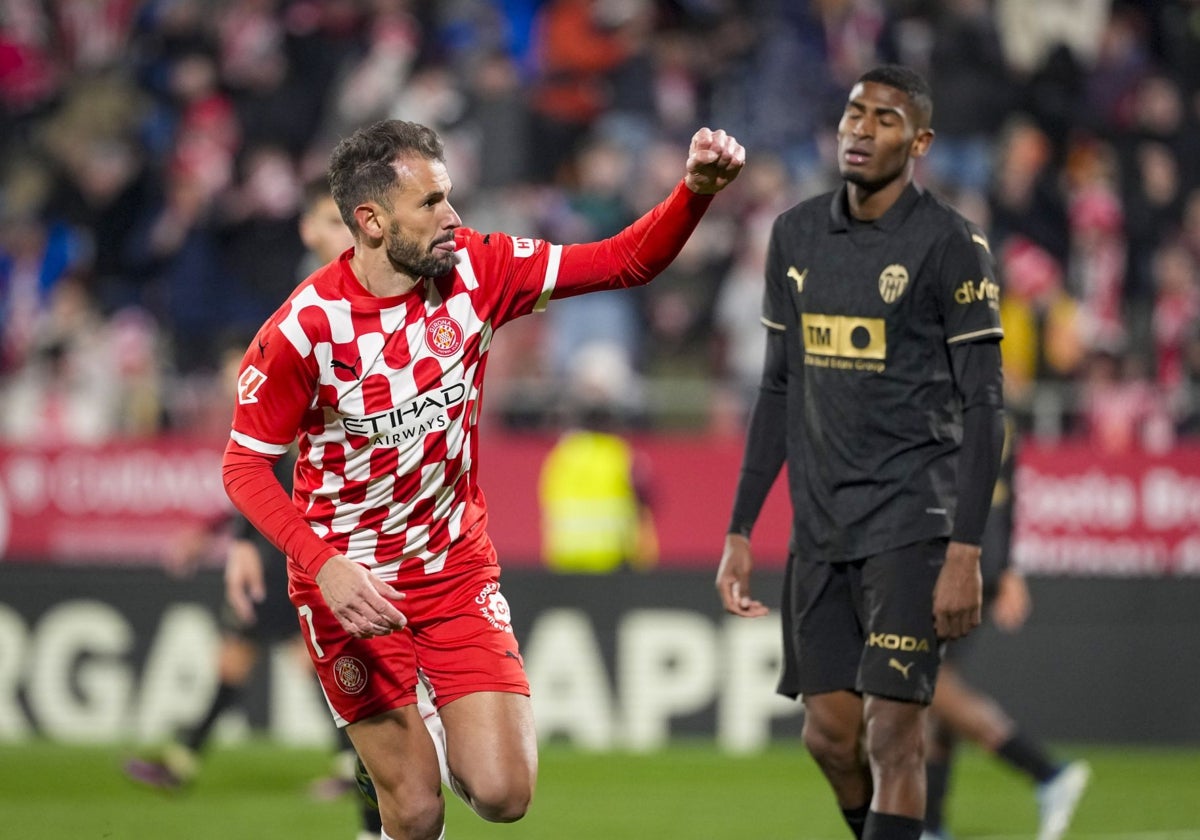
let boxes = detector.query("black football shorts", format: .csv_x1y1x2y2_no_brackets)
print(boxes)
778,539,946,704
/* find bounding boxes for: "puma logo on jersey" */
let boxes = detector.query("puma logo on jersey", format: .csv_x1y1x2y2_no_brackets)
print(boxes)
788,265,807,293
330,356,361,378
888,658,914,679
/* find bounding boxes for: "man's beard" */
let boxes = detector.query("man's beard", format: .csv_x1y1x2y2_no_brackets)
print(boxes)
385,221,457,278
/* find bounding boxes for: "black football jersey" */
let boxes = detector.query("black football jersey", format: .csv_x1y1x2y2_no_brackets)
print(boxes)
763,183,1003,561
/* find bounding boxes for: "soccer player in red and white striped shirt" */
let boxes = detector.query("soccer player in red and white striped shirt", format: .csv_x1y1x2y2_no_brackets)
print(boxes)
223,119,743,840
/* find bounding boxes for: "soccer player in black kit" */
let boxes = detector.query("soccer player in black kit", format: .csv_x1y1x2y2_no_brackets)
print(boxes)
716,65,1005,840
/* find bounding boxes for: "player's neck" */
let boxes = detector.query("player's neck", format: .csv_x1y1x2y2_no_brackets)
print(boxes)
845,173,912,222
349,251,423,298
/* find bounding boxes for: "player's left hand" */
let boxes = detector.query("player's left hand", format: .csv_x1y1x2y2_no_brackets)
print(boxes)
933,541,982,640
685,128,745,195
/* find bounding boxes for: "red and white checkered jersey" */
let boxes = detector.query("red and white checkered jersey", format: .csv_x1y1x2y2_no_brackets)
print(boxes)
229,229,574,578
225,179,713,581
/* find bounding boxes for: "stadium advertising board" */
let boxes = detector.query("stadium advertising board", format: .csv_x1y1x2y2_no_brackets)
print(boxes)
2,439,1198,574
1014,443,1200,576
0,436,794,567
0,566,801,750
3,566,1196,745
0,440,230,565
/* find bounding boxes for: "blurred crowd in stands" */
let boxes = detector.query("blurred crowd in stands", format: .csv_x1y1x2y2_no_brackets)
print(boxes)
1,0,1198,452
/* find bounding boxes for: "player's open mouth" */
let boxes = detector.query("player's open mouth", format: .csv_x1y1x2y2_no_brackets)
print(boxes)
844,148,871,165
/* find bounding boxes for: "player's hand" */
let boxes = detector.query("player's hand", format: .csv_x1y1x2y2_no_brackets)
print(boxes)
685,128,745,195
315,554,408,638
933,541,983,640
225,539,266,626
990,568,1031,633
716,533,769,617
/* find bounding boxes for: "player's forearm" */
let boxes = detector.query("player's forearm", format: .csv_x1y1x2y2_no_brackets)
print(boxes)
222,442,339,577
728,332,789,537
553,179,714,297
952,401,1005,544
949,340,1005,544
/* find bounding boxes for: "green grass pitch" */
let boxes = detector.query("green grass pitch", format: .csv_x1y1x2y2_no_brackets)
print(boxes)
0,740,1197,839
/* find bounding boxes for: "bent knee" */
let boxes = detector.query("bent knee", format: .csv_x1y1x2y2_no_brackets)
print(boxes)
470,780,534,823
802,719,861,770
381,799,443,840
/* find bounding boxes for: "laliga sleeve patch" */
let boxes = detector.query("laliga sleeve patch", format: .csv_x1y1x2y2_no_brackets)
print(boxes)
237,366,268,404
333,655,369,694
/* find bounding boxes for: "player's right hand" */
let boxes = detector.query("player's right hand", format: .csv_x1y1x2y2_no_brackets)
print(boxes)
716,534,769,617
685,127,745,195
315,554,408,638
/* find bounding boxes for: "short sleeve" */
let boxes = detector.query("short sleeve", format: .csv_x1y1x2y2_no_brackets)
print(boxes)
937,221,1004,345
762,216,789,333
229,318,317,454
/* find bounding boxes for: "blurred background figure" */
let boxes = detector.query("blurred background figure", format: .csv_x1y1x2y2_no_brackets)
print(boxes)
122,180,381,839
923,418,1091,840
539,341,657,573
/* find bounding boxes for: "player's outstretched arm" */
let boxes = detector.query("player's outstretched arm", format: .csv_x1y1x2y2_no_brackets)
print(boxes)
315,554,409,639
716,534,769,617
684,128,745,195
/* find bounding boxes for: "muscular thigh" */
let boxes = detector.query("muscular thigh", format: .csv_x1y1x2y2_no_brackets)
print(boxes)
440,691,538,786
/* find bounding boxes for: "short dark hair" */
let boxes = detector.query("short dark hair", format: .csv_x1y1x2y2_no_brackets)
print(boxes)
327,120,445,230
857,65,933,128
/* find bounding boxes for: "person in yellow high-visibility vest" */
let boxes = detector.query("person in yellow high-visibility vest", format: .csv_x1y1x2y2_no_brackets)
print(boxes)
538,343,657,573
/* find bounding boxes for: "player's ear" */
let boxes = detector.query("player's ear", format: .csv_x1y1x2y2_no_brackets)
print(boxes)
352,203,384,241
910,126,934,160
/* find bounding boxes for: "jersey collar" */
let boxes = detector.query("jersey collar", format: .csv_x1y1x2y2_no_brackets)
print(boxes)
828,181,924,233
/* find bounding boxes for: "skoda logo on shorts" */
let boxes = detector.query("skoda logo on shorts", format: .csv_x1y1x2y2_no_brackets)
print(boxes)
333,656,369,694
426,316,464,357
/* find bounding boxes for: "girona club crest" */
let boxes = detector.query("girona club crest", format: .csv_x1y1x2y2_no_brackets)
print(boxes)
426,316,464,357
333,656,368,694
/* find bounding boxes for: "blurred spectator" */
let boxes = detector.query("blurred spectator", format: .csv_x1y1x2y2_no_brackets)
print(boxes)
712,152,793,430
0,180,91,371
3,276,163,442
538,341,657,573
994,0,1109,76
990,116,1070,271
1151,239,1200,406
1064,137,1126,350
216,144,307,339
123,162,229,375
1,0,1198,444
538,134,641,385
527,0,634,182
1079,347,1174,454
913,0,1016,195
